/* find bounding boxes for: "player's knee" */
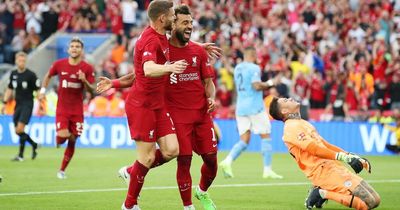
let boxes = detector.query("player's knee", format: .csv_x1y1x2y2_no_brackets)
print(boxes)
15,128,24,135
202,153,218,170
139,153,156,167
163,146,179,161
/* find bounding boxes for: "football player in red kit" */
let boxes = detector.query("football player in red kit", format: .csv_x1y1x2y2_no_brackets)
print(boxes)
166,5,218,210
39,37,95,179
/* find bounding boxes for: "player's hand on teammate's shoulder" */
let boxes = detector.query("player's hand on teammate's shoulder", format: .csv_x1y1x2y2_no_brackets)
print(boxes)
169,60,188,74
96,77,112,93
207,98,216,113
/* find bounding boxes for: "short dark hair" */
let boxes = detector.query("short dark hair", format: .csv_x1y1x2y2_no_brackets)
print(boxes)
70,36,84,48
175,4,191,16
147,0,174,22
269,97,284,121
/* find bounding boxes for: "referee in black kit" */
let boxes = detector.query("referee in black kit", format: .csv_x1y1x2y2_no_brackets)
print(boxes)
3,52,40,161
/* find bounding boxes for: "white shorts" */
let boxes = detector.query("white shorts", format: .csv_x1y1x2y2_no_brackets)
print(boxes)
236,111,271,135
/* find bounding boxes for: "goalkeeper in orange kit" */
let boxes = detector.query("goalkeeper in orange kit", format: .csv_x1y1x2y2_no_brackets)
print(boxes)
269,97,380,210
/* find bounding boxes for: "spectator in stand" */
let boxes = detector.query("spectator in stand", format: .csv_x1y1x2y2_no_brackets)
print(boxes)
41,1,59,40
0,2,14,46
384,117,400,154
309,71,326,109
390,70,400,111
109,91,125,117
25,3,42,35
368,109,394,124
216,83,232,108
88,93,109,117
120,0,138,36
293,72,310,120
57,1,73,31
26,27,40,53
11,2,27,34
10,30,27,57
351,62,374,105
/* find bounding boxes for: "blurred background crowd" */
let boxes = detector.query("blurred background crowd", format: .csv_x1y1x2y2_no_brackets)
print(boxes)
1,0,400,123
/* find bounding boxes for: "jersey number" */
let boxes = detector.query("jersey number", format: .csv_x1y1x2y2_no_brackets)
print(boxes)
237,73,245,91
76,122,84,135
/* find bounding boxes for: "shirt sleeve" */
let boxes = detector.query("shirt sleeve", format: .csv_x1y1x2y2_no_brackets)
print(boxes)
199,47,214,79
49,62,58,76
85,64,95,84
32,71,41,90
141,37,160,65
250,65,261,83
8,72,13,89
283,122,314,151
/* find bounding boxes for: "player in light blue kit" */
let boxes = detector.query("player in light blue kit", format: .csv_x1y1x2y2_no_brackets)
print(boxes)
219,46,282,179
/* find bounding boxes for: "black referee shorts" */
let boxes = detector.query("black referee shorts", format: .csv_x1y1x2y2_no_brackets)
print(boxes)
13,105,33,125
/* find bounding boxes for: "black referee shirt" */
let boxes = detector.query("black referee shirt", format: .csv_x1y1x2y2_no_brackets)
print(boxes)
8,68,40,106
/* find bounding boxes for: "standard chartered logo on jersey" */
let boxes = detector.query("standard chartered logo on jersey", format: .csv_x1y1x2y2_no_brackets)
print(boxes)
61,80,82,88
359,124,396,152
170,72,200,84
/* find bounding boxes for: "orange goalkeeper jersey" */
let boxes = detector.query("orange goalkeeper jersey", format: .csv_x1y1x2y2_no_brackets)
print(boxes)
282,119,341,178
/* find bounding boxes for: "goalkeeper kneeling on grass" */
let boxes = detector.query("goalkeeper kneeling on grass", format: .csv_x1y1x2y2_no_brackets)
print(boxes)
269,97,380,210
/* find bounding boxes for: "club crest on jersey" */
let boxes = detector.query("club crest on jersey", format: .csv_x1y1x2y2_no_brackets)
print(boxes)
192,56,197,67
297,132,307,141
149,130,155,139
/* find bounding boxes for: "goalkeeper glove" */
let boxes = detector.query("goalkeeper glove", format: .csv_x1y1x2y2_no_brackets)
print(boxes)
335,152,371,174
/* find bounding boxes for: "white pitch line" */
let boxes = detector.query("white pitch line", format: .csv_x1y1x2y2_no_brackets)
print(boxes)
0,179,399,197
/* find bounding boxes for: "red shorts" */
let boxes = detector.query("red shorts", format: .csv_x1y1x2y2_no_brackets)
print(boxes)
126,106,175,142
55,113,84,137
169,108,218,156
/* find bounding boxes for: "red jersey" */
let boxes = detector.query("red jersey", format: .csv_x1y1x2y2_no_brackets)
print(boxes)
166,41,213,110
49,58,95,115
127,26,169,109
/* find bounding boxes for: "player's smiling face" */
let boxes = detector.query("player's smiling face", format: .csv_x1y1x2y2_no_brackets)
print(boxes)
174,14,193,44
68,41,83,59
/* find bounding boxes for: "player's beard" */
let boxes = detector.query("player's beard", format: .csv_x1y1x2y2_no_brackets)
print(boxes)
176,30,189,45
164,20,173,31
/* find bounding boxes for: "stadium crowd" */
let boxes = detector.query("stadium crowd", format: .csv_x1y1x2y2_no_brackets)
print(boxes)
1,0,400,122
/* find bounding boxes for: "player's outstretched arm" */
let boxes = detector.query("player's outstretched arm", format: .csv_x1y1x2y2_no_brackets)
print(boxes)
336,152,372,174
96,73,135,93
252,79,274,91
143,60,187,77
39,71,52,100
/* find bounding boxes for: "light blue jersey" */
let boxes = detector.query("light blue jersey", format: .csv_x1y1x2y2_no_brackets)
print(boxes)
234,62,265,116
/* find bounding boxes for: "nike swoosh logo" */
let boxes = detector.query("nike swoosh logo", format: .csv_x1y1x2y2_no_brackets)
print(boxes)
213,144,217,148
180,187,190,192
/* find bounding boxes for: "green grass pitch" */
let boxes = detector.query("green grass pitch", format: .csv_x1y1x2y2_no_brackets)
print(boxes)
0,146,398,210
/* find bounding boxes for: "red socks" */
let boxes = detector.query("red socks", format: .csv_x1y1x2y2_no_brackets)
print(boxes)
177,156,193,206
199,153,217,191
60,140,76,171
124,161,149,208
